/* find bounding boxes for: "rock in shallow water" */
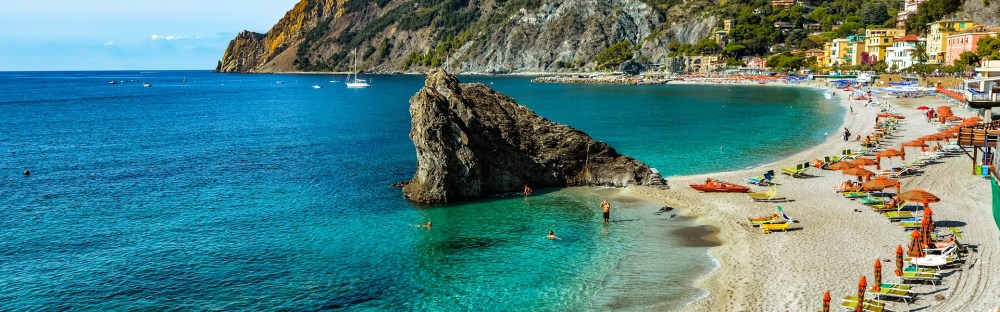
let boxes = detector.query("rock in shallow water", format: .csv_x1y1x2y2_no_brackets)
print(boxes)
402,70,656,204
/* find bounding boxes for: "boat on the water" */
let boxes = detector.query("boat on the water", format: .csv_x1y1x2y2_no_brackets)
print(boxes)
689,178,750,193
345,48,371,88
142,83,152,87
108,80,119,85
312,85,323,89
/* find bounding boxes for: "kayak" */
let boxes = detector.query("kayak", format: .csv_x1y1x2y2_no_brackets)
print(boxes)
689,179,751,193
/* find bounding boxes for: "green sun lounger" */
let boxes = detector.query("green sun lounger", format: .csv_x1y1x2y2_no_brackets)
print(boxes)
883,210,915,221
858,197,887,205
869,287,912,303
842,192,868,198
841,296,886,312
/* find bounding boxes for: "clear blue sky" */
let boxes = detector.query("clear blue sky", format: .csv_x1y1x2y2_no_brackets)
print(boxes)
0,0,300,71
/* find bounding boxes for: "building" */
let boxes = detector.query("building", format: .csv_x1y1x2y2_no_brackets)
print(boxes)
804,48,825,67
742,56,768,70
945,27,999,66
774,22,795,32
724,19,733,34
897,0,928,27
827,38,850,66
885,35,922,70
847,35,867,66
926,19,974,64
771,0,796,9
865,28,906,63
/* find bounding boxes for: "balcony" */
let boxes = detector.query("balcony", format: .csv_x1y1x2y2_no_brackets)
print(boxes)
963,78,1000,109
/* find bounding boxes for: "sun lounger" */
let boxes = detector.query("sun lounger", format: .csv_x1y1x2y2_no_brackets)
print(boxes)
899,266,942,284
840,296,887,312
869,287,912,303
761,223,790,234
878,283,911,291
878,167,915,179
841,191,868,198
748,188,786,202
872,200,906,212
780,163,809,177
748,214,779,227
747,170,775,186
883,210,915,221
858,196,887,205
899,220,922,230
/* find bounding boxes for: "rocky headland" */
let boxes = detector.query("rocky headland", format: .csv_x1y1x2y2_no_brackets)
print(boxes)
402,70,659,204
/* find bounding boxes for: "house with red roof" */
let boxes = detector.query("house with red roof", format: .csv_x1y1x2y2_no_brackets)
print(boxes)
885,34,923,70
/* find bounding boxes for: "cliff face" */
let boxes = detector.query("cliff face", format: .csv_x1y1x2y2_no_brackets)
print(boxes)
402,70,655,204
217,0,717,73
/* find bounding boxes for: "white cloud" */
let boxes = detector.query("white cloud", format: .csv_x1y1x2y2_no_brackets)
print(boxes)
103,41,114,46
150,34,201,41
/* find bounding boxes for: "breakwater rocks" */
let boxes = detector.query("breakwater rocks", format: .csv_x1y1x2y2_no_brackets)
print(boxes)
532,75,670,85
403,70,660,204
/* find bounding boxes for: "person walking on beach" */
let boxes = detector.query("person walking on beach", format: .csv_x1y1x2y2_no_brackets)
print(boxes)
843,128,851,142
601,199,611,223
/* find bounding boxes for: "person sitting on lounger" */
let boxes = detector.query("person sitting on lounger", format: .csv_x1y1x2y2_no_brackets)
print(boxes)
932,236,955,249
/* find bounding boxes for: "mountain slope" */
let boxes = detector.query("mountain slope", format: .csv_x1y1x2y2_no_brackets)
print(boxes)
216,0,718,73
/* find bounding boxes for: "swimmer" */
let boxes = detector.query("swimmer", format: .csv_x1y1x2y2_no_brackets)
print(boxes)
417,221,432,228
23,170,31,176
547,230,560,240
523,184,533,196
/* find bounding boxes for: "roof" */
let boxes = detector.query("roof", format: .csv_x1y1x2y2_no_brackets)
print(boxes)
895,34,920,42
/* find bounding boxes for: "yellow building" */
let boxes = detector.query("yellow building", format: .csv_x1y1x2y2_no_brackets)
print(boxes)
926,19,974,64
865,28,906,63
847,35,866,66
724,19,733,34
827,38,850,66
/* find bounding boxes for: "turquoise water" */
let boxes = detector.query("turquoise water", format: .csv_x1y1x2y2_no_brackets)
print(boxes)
0,71,839,310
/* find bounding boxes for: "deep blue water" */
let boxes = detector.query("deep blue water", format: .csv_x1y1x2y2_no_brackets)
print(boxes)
0,71,840,310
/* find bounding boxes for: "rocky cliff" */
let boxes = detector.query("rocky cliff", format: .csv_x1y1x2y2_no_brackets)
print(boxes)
402,70,656,204
216,0,718,73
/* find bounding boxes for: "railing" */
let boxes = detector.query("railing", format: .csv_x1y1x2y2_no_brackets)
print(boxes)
965,91,1000,102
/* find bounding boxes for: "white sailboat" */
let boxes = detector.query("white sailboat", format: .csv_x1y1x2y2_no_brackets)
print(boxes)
345,48,371,88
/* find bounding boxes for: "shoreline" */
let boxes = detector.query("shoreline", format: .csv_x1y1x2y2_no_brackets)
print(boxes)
623,81,1000,310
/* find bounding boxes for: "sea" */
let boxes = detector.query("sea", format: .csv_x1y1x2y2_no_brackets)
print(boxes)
0,71,841,311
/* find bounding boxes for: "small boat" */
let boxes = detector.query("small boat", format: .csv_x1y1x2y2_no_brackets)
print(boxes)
689,179,750,193
108,80,119,85
312,85,323,89
345,48,371,88
142,83,152,87
275,81,284,84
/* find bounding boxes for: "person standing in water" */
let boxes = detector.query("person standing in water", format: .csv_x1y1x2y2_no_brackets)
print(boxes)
523,184,532,196
601,199,611,223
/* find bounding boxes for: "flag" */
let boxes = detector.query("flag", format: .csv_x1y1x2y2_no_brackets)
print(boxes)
778,205,794,222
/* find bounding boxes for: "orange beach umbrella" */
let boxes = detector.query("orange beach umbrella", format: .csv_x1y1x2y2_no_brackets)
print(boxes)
898,189,940,208
842,167,875,181
923,207,935,234
895,245,904,276
873,259,882,292
876,148,905,170
862,176,900,193
828,161,859,171
822,291,831,312
907,229,925,258
920,213,934,247
849,158,878,167
855,276,867,312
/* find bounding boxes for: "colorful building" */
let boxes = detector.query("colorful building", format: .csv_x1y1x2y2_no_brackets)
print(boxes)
945,27,999,66
885,35,922,70
896,0,928,27
847,35,867,66
865,28,906,63
826,38,850,66
926,19,974,64
771,0,796,9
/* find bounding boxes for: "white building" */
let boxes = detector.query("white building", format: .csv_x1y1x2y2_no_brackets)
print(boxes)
885,34,922,70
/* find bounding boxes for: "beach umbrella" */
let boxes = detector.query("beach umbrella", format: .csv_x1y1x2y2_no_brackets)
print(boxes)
907,229,926,258
920,211,934,247
898,189,940,208
873,259,882,292
895,245,904,276
876,148,905,170
822,291,831,312
842,167,875,181
903,140,929,154
828,161,859,170
862,176,900,193
916,106,930,110
855,276,867,312
924,207,935,234
849,158,878,167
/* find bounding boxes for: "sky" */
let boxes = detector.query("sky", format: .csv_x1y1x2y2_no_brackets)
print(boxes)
0,0,300,71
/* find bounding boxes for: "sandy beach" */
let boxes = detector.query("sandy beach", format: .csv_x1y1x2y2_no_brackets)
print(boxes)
624,82,1000,311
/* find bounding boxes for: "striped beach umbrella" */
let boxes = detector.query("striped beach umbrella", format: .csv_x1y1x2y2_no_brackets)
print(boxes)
895,245,904,276
850,157,878,167
822,291,831,312
842,167,875,181
873,259,882,292
862,176,900,193
907,229,926,258
856,276,867,312
828,161,859,171
921,207,934,246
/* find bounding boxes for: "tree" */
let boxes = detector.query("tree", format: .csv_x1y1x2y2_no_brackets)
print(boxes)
693,38,721,55
723,42,747,57
911,41,928,64
977,35,1000,60
859,1,889,26
955,51,981,67
594,41,634,69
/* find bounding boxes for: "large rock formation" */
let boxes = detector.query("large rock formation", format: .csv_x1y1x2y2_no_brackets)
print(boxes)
216,0,718,74
403,70,655,204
